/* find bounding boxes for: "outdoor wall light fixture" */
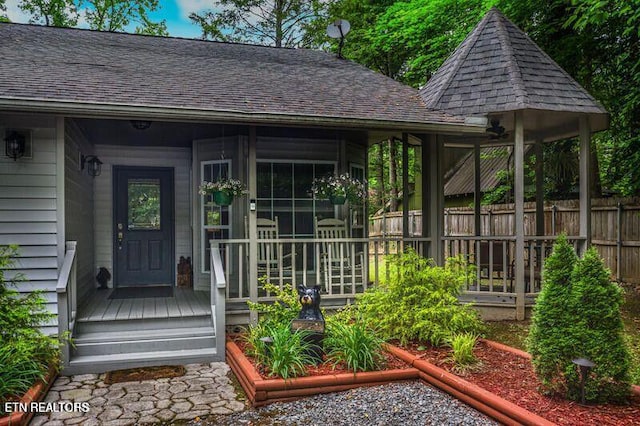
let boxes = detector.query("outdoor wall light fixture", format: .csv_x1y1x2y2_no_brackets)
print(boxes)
81,154,103,177
5,131,25,161
130,120,152,130
572,357,595,404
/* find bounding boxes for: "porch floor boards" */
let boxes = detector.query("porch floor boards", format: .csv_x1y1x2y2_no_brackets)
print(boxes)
77,288,211,322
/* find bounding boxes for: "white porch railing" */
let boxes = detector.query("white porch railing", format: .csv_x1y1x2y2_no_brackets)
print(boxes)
56,241,77,367
210,242,227,359
444,235,585,295
213,237,431,305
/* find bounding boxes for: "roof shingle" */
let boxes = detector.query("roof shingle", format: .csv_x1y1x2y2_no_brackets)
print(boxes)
420,8,607,117
0,23,467,128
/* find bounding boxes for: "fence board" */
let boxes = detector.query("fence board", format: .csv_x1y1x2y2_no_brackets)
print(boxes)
371,197,640,283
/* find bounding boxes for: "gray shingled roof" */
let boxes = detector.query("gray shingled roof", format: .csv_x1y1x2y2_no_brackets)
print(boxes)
444,146,532,197
0,23,470,130
420,8,607,117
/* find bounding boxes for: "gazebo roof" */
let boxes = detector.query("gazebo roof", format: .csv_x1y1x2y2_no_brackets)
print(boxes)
419,8,608,139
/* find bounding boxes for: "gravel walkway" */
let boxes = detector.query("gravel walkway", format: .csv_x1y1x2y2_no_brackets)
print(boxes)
189,381,499,426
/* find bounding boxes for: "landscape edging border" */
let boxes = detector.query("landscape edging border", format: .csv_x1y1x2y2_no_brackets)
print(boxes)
0,366,57,426
226,340,419,407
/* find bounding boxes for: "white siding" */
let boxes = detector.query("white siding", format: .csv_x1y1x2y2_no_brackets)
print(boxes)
65,120,95,304
0,113,60,335
93,145,192,286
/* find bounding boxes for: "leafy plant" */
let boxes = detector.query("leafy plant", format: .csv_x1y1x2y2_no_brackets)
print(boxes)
198,178,247,197
246,280,300,329
446,332,479,372
0,245,61,413
310,173,367,204
324,319,385,373
357,249,483,346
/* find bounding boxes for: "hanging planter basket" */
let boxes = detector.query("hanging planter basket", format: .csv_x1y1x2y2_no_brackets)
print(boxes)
213,191,234,206
328,194,347,205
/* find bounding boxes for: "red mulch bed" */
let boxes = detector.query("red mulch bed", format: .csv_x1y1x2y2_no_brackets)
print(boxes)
231,336,410,380
401,340,640,426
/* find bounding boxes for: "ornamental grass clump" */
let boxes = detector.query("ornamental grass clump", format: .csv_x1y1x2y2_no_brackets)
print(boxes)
357,249,483,346
446,332,479,372
527,237,631,403
0,245,62,413
324,317,385,373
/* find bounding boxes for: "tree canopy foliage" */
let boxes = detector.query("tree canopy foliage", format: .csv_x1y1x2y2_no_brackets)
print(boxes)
15,0,167,34
190,0,324,47
307,0,640,197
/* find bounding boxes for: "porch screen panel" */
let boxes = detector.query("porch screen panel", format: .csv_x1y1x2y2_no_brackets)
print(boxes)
201,160,231,272
257,161,335,237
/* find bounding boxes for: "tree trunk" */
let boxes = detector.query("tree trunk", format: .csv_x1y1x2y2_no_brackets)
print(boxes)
274,0,284,48
389,138,398,211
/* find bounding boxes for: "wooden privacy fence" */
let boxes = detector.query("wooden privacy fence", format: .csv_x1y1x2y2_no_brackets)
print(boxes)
370,197,640,284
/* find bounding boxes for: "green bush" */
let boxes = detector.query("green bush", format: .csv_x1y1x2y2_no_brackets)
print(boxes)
246,279,300,329
357,249,483,346
324,318,385,373
564,248,630,402
527,235,578,393
446,332,479,372
528,238,631,403
0,245,61,413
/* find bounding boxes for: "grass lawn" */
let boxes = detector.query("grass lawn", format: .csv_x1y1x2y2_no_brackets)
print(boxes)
483,284,640,385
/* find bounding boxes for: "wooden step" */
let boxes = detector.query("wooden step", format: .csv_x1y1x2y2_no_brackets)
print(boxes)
74,314,213,334
65,347,220,375
72,328,216,357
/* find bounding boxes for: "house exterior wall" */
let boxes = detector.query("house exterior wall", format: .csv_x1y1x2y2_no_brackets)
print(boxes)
64,120,95,303
0,113,61,335
93,144,192,287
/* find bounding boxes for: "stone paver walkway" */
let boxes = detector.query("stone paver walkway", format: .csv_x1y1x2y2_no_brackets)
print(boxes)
30,363,245,425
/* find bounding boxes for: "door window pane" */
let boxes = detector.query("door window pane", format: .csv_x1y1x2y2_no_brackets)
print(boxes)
128,179,161,230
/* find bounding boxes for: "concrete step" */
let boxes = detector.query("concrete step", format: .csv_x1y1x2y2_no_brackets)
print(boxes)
65,347,220,375
72,328,216,357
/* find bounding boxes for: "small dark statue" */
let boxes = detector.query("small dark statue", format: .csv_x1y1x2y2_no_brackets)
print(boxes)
292,284,325,364
297,284,324,321
96,267,111,290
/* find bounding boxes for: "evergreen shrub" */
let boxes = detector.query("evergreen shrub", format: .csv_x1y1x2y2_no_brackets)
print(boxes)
357,249,483,346
527,235,578,393
528,237,631,402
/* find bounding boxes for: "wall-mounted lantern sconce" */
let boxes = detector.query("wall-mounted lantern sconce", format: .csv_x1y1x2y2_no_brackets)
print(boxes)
130,120,152,130
81,154,103,177
5,131,26,161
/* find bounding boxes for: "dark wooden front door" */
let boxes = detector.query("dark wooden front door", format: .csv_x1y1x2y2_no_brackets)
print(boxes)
114,167,174,287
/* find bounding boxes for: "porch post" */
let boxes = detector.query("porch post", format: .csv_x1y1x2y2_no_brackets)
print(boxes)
514,111,526,320
474,141,482,238
248,126,258,324
402,133,410,239
425,134,444,265
579,115,592,252
535,139,544,236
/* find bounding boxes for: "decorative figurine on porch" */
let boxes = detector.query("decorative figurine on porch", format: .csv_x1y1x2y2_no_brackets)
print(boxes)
292,284,325,364
96,267,111,290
